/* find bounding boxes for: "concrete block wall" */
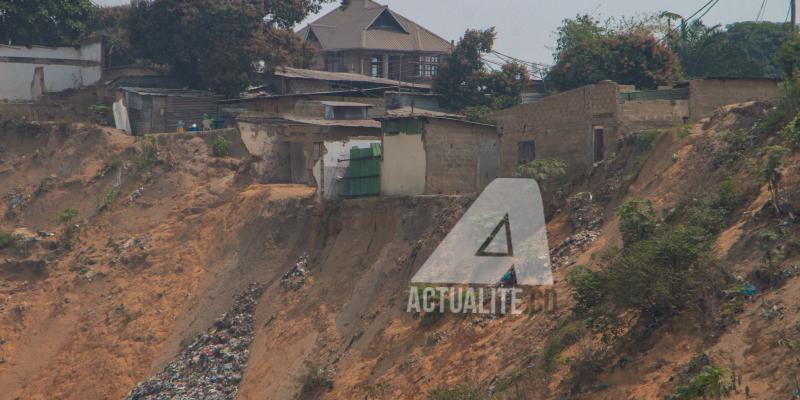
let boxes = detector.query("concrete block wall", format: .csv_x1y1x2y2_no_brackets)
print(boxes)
423,119,493,195
618,99,689,134
689,79,778,121
496,81,619,178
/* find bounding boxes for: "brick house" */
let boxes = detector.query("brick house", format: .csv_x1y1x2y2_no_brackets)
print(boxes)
496,78,778,178
296,0,452,82
378,111,498,196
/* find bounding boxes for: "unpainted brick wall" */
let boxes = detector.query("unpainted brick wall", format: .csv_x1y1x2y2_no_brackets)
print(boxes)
495,81,619,178
423,119,497,195
618,99,689,134
689,79,778,121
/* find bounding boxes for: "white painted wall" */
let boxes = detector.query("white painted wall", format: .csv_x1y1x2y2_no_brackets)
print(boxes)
0,42,102,102
380,133,426,196
312,140,380,199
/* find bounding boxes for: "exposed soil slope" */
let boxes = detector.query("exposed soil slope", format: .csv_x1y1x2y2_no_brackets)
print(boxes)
1,101,799,400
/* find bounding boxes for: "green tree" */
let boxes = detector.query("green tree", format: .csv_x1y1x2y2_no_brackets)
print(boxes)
678,21,790,79
0,0,95,45
776,36,800,78
433,28,530,111
616,199,656,246
761,145,788,213
128,0,328,97
548,15,680,91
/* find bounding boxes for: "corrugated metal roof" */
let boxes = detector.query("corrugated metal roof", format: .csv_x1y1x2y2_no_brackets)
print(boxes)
273,67,430,89
320,100,373,107
285,116,380,128
119,86,221,98
296,0,451,53
385,106,461,118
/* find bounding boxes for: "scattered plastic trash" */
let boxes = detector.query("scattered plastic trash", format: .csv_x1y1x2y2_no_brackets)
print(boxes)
738,283,756,297
126,283,264,400
280,253,309,290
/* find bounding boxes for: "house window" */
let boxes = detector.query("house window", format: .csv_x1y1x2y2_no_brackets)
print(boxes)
370,55,384,77
517,140,535,165
417,55,439,77
325,55,342,72
388,55,403,80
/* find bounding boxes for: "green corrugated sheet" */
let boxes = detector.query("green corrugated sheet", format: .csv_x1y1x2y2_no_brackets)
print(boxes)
619,87,689,102
342,145,381,197
381,118,425,134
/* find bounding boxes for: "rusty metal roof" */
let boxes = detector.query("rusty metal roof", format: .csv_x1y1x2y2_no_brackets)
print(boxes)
273,67,430,89
319,100,374,107
297,0,451,53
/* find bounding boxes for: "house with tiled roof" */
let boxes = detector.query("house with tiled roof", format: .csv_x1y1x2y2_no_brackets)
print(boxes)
296,0,452,82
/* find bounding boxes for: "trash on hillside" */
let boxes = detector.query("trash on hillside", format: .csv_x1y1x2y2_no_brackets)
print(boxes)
126,283,264,400
281,253,310,290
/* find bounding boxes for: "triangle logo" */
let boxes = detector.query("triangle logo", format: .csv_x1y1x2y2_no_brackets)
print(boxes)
411,178,552,286
475,213,513,257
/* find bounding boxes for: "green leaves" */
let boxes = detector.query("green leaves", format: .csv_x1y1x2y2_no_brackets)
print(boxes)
433,28,530,111
0,0,95,46
549,14,679,91
128,0,327,97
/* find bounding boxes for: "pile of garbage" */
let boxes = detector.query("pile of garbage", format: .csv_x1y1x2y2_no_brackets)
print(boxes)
126,283,264,400
551,230,600,269
280,253,309,290
565,192,603,231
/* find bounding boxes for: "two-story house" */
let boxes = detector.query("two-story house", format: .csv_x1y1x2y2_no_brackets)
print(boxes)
296,0,452,82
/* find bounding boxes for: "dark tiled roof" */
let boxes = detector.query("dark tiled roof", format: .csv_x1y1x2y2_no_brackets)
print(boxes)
297,0,451,53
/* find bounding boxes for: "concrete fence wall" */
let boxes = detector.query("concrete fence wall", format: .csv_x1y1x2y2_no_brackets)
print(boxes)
0,42,102,102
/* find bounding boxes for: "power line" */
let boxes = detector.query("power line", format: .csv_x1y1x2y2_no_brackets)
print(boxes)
491,50,550,68
756,0,769,21
658,0,720,43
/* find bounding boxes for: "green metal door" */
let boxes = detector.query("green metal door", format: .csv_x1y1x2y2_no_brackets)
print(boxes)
341,143,381,197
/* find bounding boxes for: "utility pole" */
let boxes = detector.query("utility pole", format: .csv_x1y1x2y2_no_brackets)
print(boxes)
793,0,797,35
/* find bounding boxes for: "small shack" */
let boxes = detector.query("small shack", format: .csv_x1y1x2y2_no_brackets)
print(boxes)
237,100,382,198
116,87,223,135
378,111,498,196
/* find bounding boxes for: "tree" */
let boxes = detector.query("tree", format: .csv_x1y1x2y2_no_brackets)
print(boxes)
776,36,800,78
677,21,790,79
0,0,95,46
548,15,680,91
128,0,328,97
433,28,530,111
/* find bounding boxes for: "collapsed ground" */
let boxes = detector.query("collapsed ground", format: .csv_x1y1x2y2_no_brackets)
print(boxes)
0,101,798,399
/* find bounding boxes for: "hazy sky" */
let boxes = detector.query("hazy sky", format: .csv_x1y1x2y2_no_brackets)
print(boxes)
94,0,792,65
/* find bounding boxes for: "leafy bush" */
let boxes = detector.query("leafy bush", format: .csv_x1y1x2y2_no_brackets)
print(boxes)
465,105,496,125
88,103,112,125
58,208,79,247
295,361,333,398
616,199,656,246
58,208,79,224
668,366,734,400
541,320,586,372
783,112,800,147
566,265,606,314
712,129,752,167
135,135,159,172
628,130,662,173
667,198,729,236
212,135,230,158
716,176,736,214
516,158,567,184
761,145,788,211
426,385,482,400
0,231,18,249
605,225,711,315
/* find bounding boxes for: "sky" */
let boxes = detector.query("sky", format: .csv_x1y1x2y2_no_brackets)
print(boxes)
94,0,793,65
